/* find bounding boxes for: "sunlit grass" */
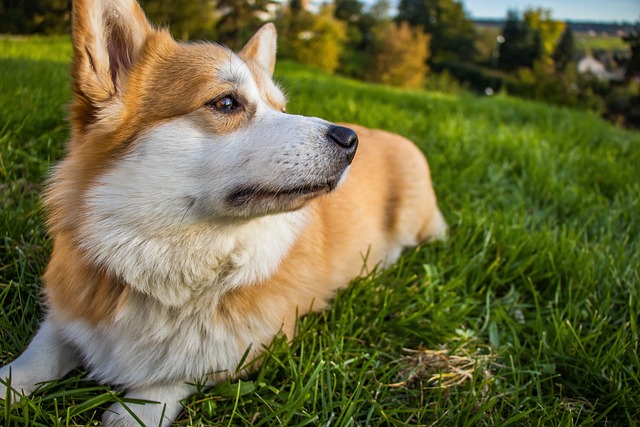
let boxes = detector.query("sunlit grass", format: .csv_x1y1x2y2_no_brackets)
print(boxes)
575,33,629,53
1,37,639,426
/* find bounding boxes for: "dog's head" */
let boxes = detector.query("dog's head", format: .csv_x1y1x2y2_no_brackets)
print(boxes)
65,0,357,226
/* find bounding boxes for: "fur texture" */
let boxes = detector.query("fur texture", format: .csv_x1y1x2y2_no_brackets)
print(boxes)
0,0,447,425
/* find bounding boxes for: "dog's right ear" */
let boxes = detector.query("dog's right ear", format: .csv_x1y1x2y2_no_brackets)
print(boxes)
239,23,277,77
71,0,152,107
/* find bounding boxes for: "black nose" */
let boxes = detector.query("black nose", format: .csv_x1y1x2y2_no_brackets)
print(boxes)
327,125,358,163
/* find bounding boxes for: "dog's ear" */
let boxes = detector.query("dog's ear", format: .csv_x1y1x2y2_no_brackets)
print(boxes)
71,0,153,106
239,23,277,76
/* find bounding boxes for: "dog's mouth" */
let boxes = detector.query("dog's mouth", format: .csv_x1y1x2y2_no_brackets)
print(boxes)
227,174,341,209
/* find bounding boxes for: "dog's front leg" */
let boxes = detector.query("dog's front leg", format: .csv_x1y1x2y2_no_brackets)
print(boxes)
103,382,195,427
0,318,81,402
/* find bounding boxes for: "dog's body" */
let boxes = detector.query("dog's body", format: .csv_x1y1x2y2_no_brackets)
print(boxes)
0,0,446,425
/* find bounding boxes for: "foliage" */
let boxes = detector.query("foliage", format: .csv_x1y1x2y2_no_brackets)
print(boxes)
604,81,640,126
498,10,542,71
2,38,640,425
367,21,430,88
504,63,580,108
334,0,365,24
335,0,364,58
474,25,502,65
0,0,218,41
0,0,69,34
622,25,640,79
552,27,576,72
471,21,581,104
334,0,390,47
396,0,476,63
332,0,391,79
432,60,511,94
424,69,467,94
215,0,275,50
523,8,566,69
139,0,217,41
368,0,392,22
1,0,636,130
277,4,347,74
498,8,565,73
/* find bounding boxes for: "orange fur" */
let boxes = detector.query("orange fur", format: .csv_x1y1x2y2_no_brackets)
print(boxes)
42,0,447,362
0,1,446,424
45,122,442,330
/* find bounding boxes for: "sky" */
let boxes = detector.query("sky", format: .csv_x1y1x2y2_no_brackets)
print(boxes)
461,0,639,22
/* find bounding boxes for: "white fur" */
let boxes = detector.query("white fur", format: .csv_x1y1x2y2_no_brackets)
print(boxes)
72,53,345,306
102,381,194,427
1,4,355,426
58,289,277,389
77,115,341,306
0,321,80,401
241,23,278,75
87,0,148,90
54,41,342,398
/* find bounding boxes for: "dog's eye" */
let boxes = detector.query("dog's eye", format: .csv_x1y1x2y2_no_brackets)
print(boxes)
207,95,241,112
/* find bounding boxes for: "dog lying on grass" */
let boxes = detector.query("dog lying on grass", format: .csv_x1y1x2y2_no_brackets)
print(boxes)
0,0,447,424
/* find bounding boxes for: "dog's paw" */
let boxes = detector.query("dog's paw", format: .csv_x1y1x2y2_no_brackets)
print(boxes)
0,367,36,405
0,381,11,406
103,400,179,427
103,402,148,427
0,383,35,408
102,412,141,427
102,382,192,426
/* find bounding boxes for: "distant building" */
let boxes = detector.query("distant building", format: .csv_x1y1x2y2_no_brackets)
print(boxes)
577,55,625,81
578,55,607,76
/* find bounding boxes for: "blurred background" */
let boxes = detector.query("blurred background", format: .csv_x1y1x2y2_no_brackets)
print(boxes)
1,0,638,128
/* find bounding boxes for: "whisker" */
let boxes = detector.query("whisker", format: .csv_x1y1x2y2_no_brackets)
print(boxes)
177,196,196,232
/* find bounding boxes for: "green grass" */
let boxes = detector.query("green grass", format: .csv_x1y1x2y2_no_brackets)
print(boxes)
575,33,629,54
1,36,640,426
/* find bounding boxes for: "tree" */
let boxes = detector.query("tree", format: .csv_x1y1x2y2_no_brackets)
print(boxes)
368,21,430,88
0,0,69,34
552,27,575,73
523,8,565,70
216,0,275,50
333,0,388,50
622,25,640,79
334,0,366,49
279,4,348,73
331,0,391,78
498,10,542,71
368,0,391,22
334,0,364,23
396,0,475,63
140,0,217,41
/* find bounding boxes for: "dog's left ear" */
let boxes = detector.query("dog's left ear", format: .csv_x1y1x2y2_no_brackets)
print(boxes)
71,0,154,106
239,23,277,76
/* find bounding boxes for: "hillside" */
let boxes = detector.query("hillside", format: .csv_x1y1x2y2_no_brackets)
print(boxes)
1,37,639,426
474,18,637,34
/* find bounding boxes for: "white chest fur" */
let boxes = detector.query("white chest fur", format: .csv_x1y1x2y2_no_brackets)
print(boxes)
62,204,308,386
58,287,279,388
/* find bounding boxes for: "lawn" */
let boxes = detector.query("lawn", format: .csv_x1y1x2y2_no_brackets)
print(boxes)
1,36,639,426
574,32,630,54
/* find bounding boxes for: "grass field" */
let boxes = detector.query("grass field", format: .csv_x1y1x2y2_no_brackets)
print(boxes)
475,24,630,57
575,33,629,54
1,36,639,426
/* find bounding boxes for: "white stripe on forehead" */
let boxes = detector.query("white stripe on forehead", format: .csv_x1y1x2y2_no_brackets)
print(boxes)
216,53,261,104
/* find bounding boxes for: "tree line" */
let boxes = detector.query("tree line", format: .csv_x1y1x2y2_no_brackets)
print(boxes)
2,0,638,127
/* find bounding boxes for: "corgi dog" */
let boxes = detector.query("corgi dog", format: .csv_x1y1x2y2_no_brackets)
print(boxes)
0,0,447,425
